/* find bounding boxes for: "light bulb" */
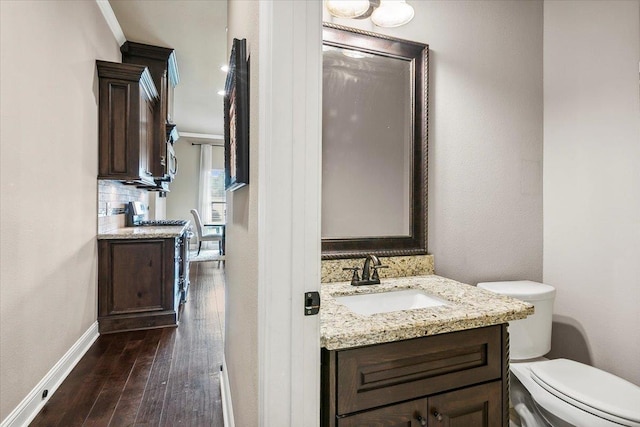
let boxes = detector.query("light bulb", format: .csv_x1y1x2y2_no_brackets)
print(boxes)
371,0,414,27
325,0,370,19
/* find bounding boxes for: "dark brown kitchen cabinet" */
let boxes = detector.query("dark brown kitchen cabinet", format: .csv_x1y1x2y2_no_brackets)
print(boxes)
96,61,159,186
98,237,182,333
322,325,509,426
121,41,179,184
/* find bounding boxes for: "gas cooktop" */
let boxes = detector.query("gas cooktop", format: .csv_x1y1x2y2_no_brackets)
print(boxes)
139,219,188,226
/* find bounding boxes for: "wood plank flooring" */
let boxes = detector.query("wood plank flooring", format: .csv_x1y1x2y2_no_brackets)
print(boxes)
30,262,225,427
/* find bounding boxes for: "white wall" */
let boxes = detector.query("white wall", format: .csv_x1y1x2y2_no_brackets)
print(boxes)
543,0,640,385
0,0,121,420
225,1,261,426
325,0,544,285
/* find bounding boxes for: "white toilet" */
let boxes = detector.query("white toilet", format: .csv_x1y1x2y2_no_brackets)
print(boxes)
477,280,640,427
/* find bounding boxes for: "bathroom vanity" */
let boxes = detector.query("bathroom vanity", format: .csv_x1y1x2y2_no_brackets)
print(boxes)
320,275,533,426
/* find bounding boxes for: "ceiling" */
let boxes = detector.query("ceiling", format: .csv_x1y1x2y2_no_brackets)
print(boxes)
109,0,228,137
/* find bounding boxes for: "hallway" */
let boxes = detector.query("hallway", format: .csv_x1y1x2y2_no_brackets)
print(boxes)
30,262,225,427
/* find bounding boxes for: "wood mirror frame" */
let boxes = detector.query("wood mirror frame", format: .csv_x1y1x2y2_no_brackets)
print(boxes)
321,23,429,260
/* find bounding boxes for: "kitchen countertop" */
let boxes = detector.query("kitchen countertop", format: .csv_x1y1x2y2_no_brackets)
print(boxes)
97,222,191,240
320,275,533,350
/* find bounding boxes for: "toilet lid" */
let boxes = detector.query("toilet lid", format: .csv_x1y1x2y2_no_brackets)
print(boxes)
477,280,555,301
530,359,640,424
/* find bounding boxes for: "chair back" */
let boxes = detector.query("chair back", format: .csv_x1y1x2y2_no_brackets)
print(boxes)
190,209,205,239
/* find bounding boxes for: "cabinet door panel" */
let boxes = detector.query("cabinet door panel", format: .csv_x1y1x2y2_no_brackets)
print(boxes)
337,398,428,427
98,237,181,333
106,82,129,174
110,241,164,313
428,381,502,427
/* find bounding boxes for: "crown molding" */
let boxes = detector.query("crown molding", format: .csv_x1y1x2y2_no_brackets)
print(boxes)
95,0,126,46
181,132,225,146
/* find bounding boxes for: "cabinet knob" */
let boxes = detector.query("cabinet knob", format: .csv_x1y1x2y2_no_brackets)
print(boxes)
414,413,427,426
433,410,443,421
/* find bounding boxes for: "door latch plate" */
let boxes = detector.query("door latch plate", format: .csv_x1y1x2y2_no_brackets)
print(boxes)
304,291,320,316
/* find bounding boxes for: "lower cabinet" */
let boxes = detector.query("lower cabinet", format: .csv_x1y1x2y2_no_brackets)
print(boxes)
98,236,182,333
337,398,428,427
428,381,502,427
337,382,501,427
322,325,508,427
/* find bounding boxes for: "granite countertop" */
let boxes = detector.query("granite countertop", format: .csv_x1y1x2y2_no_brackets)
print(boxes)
320,275,533,350
98,222,191,240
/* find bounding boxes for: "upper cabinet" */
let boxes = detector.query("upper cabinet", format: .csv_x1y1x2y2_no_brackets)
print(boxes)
121,42,180,185
96,61,159,186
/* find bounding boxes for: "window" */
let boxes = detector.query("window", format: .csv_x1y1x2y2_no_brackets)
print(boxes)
210,169,226,224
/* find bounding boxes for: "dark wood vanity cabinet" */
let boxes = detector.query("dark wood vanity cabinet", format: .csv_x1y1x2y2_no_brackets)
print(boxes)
121,41,179,183
98,236,183,333
321,325,508,426
96,61,159,186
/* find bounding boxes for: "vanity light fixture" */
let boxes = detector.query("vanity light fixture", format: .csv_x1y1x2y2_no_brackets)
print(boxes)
325,0,414,28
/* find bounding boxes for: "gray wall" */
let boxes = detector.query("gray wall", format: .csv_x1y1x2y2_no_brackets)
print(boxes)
325,1,544,285
0,1,121,419
543,0,640,385
225,1,260,426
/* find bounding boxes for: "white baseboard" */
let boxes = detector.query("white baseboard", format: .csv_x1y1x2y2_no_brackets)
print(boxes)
220,356,235,427
0,322,99,427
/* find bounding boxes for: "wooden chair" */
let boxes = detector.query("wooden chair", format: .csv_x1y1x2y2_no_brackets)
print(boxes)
190,209,223,255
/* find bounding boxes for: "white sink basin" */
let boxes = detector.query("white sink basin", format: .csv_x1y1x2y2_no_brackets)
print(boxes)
334,289,449,316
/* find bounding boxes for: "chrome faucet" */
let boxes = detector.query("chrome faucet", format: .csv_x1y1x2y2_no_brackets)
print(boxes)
343,254,388,286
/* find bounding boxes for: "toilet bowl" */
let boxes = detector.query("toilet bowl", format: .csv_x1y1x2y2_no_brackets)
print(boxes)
478,281,640,427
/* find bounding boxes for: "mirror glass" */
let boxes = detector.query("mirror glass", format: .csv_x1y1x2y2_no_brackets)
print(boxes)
321,23,428,259
322,46,412,238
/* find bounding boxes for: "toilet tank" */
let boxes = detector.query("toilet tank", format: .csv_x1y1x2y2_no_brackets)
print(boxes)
477,281,556,360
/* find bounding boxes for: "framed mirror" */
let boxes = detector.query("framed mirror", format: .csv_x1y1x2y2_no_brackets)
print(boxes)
321,23,429,259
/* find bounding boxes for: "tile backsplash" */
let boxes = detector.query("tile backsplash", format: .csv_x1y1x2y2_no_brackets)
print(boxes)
98,180,149,233
321,254,435,283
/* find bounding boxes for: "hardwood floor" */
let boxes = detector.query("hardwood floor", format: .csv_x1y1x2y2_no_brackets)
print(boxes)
30,262,225,427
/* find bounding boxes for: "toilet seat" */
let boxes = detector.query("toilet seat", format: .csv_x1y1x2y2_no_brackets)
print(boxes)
530,359,640,426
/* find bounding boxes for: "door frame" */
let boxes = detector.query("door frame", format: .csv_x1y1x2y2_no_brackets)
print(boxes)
257,1,322,425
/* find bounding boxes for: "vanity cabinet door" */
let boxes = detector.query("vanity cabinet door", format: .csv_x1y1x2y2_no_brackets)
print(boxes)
428,381,502,427
337,398,428,427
